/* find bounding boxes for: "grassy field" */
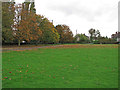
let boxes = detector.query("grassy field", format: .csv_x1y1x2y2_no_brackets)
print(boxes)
2,44,118,88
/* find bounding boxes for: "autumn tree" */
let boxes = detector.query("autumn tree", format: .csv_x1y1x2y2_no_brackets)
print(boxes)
14,4,42,46
2,1,15,44
37,16,59,44
55,25,74,43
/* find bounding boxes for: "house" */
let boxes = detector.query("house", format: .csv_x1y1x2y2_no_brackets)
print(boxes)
111,32,120,42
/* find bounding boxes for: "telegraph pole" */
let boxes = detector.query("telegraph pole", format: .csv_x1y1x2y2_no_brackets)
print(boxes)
52,20,53,24
76,29,77,35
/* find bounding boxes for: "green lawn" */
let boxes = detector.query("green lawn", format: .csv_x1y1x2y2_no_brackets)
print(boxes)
2,44,118,88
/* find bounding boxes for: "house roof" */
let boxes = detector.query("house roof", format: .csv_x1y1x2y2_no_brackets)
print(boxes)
111,32,120,38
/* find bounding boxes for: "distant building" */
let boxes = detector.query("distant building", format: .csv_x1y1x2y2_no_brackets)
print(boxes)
111,32,120,42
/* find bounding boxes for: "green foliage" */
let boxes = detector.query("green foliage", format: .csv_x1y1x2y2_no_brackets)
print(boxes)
88,28,101,42
37,16,59,44
2,2,15,43
74,34,89,43
97,37,116,44
93,40,99,44
2,28,14,43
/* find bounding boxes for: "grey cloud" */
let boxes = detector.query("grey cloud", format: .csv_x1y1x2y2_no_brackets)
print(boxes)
47,2,116,22
48,4,95,21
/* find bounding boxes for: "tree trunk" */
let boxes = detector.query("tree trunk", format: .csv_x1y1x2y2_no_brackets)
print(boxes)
18,40,21,46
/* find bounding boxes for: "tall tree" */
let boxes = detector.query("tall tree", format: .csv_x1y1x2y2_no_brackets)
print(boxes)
30,1,36,13
2,1,15,43
20,0,36,25
37,16,59,44
94,30,101,41
55,25,74,43
14,4,42,46
23,0,36,13
88,28,95,42
89,28,101,42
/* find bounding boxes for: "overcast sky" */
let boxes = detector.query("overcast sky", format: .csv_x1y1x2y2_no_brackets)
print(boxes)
16,0,119,37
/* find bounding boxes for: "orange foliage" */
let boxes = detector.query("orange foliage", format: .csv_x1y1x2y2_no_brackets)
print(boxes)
14,4,42,43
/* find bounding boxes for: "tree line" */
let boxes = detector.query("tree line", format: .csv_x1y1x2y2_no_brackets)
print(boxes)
2,0,117,46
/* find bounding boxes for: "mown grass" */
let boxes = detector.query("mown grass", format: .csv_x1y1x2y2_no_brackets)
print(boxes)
2,45,118,88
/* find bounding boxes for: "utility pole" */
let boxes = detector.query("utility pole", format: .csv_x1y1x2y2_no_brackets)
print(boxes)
52,20,53,24
76,29,77,35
